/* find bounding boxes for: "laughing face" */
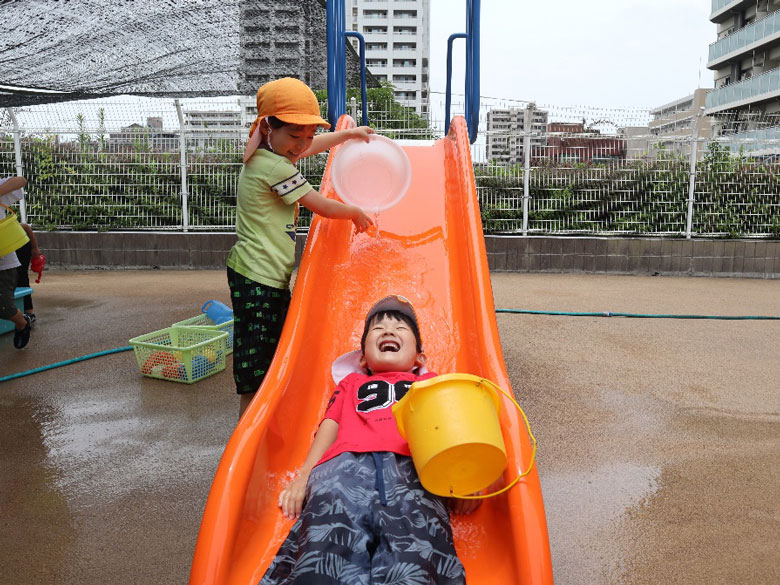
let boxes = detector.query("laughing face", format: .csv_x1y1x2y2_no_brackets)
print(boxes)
266,122,318,164
360,314,426,374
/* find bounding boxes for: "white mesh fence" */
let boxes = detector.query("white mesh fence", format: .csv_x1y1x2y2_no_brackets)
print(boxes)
2,94,779,237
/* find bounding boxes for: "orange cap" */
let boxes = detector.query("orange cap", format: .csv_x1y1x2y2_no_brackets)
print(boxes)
249,77,330,137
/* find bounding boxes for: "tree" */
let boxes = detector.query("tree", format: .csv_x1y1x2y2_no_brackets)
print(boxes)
314,83,434,139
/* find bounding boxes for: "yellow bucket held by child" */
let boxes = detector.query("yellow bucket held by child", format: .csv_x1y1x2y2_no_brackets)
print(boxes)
0,203,29,257
393,373,537,499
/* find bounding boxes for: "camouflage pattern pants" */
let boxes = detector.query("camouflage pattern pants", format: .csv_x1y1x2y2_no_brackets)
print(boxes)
227,267,290,395
260,452,466,585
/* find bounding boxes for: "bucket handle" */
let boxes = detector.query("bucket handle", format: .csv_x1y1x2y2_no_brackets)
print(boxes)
449,378,538,500
0,202,17,217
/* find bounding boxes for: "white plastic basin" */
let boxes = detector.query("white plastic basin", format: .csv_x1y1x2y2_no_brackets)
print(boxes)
331,134,412,213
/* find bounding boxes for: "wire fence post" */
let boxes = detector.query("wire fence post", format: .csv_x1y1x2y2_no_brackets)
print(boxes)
349,96,358,120
685,107,705,239
7,107,27,223
522,102,534,236
174,99,189,232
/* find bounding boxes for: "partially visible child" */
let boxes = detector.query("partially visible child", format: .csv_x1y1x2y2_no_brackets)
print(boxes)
0,175,32,349
229,77,374,418
15,223,42,322
260,296,478,585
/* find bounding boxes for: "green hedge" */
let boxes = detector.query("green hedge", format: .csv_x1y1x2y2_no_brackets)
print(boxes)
4,134,779,237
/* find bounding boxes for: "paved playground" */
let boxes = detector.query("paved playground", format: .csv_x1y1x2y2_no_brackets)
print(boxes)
1,269,778,585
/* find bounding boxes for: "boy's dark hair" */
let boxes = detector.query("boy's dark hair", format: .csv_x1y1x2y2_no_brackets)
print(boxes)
266,116,288,129
361,310,423,353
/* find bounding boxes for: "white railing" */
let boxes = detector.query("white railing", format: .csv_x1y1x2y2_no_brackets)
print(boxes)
2,95,779,238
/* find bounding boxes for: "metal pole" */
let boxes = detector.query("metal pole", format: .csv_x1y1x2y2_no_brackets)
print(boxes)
326,0,347,129
445,33,467,136
522,103,534,236
175,99,189,232
7,108,27,223
344,31,368,126
686,107,705,239
465,0,481,143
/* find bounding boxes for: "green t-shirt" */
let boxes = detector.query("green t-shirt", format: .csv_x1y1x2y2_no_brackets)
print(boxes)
227,149,312,288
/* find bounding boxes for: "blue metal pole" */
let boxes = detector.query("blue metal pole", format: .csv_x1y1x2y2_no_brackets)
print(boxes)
326,0,346,129
345,31,368,126
466,0,481,143
445,33,467,136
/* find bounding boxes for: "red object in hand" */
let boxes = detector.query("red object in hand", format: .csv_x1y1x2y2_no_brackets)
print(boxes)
31,254,46,283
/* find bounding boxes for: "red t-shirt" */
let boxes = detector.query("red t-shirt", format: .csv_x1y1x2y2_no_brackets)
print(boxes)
317,370,437,466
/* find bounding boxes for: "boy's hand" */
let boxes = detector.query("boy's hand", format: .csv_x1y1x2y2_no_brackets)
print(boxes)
279,474,309,518
351,126,374,142
350,206,373,233
449,495,483,515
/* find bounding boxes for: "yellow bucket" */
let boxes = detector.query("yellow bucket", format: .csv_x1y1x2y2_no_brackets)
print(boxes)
0,203,29,257
392,373,508,497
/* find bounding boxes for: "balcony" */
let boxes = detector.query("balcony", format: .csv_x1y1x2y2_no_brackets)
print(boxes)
711,0,754,23
705,66,780,112
708,10,780,67
710,125,780,155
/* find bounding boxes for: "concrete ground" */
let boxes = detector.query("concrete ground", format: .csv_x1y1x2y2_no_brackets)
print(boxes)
1,270,778,585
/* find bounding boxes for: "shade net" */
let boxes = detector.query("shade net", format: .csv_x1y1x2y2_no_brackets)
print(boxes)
1,0,242,107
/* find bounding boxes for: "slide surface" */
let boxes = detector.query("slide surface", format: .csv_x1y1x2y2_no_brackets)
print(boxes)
189,116,553,585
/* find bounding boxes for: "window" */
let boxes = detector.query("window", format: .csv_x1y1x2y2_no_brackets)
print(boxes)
393,59,416,67
393,42,417,51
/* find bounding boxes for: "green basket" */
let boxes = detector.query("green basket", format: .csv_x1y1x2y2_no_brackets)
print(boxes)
172,313,234,355
129,326,228,384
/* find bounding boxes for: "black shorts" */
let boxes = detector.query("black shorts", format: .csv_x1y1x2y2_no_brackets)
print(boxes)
15,241,32,312
0,267,19,319
227,267,290,395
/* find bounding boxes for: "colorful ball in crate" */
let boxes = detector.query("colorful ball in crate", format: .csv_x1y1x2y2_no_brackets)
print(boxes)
142,351,177,374
192,354,214,374
202,348,218,364
162,362,186,380
150,364,167,377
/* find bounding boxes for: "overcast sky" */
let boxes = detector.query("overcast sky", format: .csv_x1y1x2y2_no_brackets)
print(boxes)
428,0,714,111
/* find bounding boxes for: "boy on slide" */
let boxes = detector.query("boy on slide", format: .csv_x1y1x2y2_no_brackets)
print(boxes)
260,295,479,585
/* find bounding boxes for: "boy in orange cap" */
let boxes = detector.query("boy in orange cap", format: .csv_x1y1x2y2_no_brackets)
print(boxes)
228,77,374,417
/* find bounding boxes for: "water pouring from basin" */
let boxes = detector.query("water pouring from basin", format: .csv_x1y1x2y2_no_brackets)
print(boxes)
331,135,412,213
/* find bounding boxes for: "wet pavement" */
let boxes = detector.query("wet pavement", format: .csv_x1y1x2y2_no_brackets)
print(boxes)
1,270,779,585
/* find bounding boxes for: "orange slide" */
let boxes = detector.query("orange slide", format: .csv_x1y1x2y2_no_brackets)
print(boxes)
189,115,553,585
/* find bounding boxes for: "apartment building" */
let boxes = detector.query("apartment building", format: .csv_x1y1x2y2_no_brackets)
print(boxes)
183,109,244,150
486,106,548,165
544,123,626,163
108,117,177,151
348,0,430,118
705,0,780,145
649,89,713,158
